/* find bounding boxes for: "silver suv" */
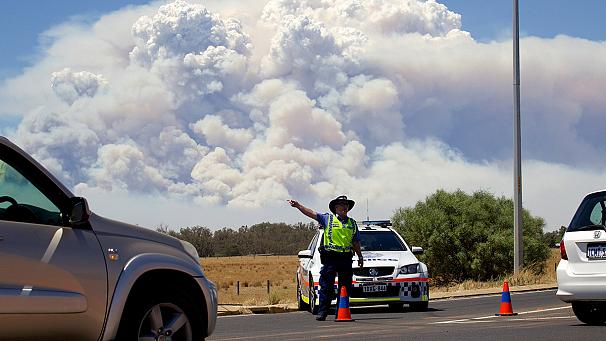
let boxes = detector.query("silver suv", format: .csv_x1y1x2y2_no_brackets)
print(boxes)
557,190,606,325
0,136,217,340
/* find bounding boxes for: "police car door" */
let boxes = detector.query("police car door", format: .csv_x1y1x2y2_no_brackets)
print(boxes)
302,232,320,286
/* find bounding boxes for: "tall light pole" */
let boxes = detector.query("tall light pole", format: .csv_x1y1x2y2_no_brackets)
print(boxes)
513,0,523,274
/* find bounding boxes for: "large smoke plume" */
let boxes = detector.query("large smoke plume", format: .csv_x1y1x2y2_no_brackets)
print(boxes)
1,0,605,228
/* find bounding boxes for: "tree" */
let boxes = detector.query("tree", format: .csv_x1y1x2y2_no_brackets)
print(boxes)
236,222,317,255
155,224,180,238
159,222,318,257
392,189,550,284
174,226,215,257
212,227,241,256
543,225,567,248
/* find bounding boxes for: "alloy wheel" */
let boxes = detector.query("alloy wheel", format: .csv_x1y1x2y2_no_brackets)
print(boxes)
138,302,193,341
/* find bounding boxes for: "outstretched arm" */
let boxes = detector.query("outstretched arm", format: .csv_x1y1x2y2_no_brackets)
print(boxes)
287,200,317,220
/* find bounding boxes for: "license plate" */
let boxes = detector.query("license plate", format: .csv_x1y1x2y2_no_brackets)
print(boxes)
587,244,606,259
363,284,387,293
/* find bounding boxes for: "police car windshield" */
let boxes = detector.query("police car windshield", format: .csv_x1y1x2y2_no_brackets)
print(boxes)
360,231,406,251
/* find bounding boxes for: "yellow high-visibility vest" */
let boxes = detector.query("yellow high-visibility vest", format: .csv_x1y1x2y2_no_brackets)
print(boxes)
323,214,357,253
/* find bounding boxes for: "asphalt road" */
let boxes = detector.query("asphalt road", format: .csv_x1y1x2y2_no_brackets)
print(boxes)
208,290,606,340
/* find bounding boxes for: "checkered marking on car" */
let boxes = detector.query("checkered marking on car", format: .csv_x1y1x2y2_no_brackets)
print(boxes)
399,281,429,298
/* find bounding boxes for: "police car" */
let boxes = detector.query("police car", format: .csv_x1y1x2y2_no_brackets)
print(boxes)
296,220,429,313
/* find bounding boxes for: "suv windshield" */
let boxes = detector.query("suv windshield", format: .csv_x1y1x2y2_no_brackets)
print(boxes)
360,231,406,251
569,192,606,231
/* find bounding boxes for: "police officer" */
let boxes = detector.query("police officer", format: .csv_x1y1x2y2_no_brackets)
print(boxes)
288,196,364,321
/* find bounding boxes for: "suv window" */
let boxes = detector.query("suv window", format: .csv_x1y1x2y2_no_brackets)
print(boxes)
569,192,606,231
360,231,407,251
0,159,62,225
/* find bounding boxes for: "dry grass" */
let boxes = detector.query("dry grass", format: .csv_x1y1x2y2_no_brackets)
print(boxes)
201,249,561,305
432,249,560,293
200,255,299,305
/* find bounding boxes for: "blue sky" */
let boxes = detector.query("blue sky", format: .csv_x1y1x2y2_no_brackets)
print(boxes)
1,1,604,81
441,0,606,42
0,0,151,79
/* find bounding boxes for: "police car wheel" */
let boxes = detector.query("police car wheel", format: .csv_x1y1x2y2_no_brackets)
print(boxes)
297,279,309,311
388,303,404,312
409,301,428,311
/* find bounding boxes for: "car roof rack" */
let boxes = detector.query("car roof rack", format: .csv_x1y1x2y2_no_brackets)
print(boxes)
361,220,392,229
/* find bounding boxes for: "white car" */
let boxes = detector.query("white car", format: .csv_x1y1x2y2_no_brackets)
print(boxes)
557,190,606,324
296,220,430,313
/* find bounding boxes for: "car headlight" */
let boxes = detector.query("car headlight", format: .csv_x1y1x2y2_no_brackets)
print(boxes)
399,263,419,274
180,240,200,262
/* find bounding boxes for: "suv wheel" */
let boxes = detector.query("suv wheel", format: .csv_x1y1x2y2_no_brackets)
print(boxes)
572,302,606,325
118,287,203,341
138,302,192,340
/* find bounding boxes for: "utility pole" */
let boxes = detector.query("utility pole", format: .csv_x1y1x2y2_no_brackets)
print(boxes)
513,0,523,274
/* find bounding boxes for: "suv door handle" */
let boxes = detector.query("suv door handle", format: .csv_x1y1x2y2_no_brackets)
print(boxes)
0,235,4,241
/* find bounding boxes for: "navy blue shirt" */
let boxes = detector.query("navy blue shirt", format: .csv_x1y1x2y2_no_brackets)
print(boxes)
316,212,360,242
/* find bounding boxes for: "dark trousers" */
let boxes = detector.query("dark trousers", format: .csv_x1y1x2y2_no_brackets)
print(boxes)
317,255,353,317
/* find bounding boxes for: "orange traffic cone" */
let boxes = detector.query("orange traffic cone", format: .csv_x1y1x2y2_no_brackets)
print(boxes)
495,279,517,316
335,286,354,322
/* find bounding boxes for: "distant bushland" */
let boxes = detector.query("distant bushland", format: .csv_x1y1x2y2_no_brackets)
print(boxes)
159,189,552,286
157,222,316,257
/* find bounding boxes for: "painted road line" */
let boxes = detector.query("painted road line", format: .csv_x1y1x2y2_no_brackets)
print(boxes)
442,315,575,325
432,288,556,302
433,306,571,324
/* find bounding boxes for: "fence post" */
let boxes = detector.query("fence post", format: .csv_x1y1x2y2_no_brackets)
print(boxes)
267,280,270,294
237,281,240,295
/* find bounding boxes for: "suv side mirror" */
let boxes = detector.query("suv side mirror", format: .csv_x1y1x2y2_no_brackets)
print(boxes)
298,250,313,259
69,197,91,226
411,246,424,255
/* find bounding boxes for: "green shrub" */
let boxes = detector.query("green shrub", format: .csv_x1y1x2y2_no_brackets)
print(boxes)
392,189,550,285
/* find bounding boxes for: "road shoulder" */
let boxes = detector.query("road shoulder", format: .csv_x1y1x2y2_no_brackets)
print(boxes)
217,283,558,316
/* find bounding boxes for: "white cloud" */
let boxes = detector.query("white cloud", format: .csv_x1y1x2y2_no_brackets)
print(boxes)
341,75,403,144
266,89,347,148
261,0,461,37
1,0,606,231
14,110,100,184
51,68,108,105
89,142,171,192
149,126,208,180
191,115,253,151
181,46,248,97
130,0,251,65
260,15,343,77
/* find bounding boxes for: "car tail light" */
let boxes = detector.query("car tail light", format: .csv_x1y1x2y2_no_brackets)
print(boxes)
560,240,568,260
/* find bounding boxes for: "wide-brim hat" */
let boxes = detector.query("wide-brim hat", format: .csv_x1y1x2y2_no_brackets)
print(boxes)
329,195,355,214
